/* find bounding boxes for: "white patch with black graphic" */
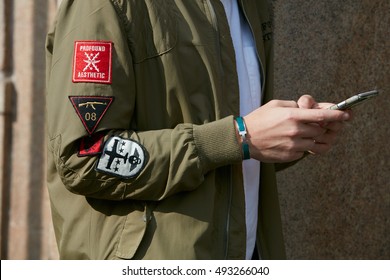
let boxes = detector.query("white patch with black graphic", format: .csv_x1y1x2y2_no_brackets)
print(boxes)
96,136,147,179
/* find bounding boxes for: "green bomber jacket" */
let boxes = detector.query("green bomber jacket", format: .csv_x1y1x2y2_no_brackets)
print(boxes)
45,0,286,259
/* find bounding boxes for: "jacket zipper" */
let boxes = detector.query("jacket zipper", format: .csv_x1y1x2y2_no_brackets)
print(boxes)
238,0,266,97
204,0,233,259
224,166,234,259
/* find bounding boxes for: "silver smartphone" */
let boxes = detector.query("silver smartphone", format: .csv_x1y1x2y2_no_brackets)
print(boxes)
328,90,379,110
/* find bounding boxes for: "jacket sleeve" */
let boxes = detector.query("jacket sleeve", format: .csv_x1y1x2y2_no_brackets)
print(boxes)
46,0,242,201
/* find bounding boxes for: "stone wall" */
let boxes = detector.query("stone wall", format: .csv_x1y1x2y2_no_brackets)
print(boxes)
273,0,389,259
0,0,388,259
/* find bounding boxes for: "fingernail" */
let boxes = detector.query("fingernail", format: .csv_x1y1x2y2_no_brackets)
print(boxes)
342,113,350,120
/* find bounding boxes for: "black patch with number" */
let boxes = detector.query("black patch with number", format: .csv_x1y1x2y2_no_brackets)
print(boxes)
69,96,114,135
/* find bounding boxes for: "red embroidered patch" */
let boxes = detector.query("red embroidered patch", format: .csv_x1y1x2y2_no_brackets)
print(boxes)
72,41,113,84
69,96,114,135
78,132,105,157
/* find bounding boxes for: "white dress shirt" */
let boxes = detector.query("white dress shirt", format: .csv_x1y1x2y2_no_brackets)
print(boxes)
220,0,263,260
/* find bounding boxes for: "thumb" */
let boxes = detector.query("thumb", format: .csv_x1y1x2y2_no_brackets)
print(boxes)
297,95,319,109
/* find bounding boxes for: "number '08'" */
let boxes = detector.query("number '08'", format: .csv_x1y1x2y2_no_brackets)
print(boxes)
85,112,97,121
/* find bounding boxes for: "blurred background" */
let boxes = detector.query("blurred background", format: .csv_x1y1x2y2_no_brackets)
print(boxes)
0,0,388,259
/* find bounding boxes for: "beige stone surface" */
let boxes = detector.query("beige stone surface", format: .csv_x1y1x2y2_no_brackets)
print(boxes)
273,0,389,259
1,0,58,260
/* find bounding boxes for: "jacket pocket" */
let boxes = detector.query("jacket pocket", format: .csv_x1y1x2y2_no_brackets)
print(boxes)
114,203,151,259
128,0,177,63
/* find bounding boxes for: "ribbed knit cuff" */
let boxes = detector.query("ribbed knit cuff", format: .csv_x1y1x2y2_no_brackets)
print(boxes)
193,116,242,173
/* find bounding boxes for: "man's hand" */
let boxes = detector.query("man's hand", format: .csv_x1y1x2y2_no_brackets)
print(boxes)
297,95,352,155
242,96,351,163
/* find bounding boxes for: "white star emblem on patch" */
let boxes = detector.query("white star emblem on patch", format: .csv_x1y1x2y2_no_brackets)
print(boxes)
83,52,101,72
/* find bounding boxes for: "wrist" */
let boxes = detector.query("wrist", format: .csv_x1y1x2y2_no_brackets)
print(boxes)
234,116,250,160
